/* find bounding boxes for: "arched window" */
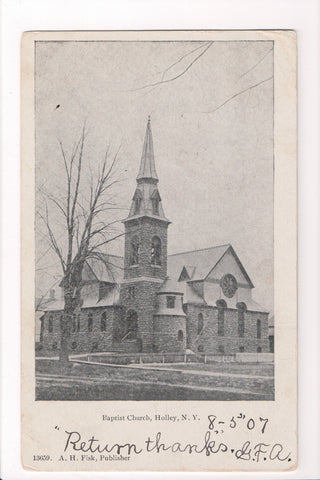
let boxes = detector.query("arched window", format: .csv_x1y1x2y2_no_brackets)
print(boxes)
178,330,183,341
48,316,53,333
269,335,274,353
218,345,225,354
39,316,44,342
197,313,204,335
257,346,262,353
101,312,107,332
129,236,139,265
239,346,244,352
71,315,76,333
88,313,93,332
257,319,262,339
151,236,161,265
125,310,138,340
237,303,246,338
217,300,226,336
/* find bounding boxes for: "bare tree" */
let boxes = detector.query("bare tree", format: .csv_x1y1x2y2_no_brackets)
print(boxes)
38,126,123,364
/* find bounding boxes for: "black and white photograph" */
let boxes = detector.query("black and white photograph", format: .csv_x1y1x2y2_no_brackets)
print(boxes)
34,37,275,401
19,28,298,473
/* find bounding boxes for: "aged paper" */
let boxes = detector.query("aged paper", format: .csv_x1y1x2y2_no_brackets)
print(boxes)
21,30,297,472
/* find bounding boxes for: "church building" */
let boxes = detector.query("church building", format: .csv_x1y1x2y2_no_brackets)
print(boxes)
39,119,269,355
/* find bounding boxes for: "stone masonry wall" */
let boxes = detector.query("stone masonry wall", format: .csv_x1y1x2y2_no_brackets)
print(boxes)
186,304,269,354
153,315,186,352
40,307,118,355
124,217,168,280
119,280,162,352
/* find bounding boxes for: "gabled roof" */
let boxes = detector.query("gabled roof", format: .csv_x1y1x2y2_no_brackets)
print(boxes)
157,277,206,306
168,244,231,282
126,182,169,221
168,244,254,287
42,284,121,311
205,244,254,288
178,265,196,281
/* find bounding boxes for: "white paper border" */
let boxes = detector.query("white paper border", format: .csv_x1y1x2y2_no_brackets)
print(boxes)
1,0,320,479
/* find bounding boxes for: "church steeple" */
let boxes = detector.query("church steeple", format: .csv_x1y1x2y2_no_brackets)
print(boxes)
137,116,158,182
124,118,170,222
120,118,172,353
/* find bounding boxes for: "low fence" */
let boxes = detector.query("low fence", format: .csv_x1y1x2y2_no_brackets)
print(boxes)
235,352,274,363
70,351,274,365
71,352,200,365
70,352,240,365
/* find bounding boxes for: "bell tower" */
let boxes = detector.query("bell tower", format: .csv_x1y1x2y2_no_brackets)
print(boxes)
119,117,171,352
123,117,170,280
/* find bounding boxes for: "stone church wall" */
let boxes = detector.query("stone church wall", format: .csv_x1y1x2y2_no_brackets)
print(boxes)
120,280,162,352
40,307,118,355
124,217,168,280
186,305,269,354
153,314,186,352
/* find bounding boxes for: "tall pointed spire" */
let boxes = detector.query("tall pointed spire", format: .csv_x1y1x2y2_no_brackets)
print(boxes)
137,116,158,182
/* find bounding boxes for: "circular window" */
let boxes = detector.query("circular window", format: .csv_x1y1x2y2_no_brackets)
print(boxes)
220,273,238,298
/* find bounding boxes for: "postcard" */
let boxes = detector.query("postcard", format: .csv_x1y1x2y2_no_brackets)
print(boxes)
21,29,297,471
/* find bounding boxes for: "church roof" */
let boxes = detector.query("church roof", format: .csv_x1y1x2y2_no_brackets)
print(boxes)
157,277,185,294
137,117,158,181
168,244,254,287
40,244,260,311
85,254,123,284
168,244,231,282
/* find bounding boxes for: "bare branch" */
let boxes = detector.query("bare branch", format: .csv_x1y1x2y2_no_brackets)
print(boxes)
160,42,212,82
37,186,68,219
88,232,125,252
238,47,273,80
204,76,273,115
38,205,66,274
131,42,213,91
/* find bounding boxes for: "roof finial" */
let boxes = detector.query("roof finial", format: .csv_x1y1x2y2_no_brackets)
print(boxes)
136,117,158,182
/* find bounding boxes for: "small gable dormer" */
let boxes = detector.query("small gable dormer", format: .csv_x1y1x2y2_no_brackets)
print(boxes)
150,190,161,215
178,265,196,282
132,189,142,215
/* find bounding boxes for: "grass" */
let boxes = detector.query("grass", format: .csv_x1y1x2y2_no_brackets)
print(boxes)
36,359,274,401
161,362,274,377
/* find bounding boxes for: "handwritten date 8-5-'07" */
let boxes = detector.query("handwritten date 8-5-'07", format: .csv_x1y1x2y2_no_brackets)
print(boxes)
208,414,268,434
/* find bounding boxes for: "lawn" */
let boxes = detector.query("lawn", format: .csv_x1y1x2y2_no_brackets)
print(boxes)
161,362,274,377
36,359,274,401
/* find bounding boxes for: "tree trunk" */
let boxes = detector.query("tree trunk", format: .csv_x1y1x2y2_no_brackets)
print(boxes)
59,274,83,366
59,307,72,365
59,291,76,365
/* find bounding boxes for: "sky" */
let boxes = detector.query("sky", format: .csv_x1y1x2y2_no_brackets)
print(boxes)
35,40,274,312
